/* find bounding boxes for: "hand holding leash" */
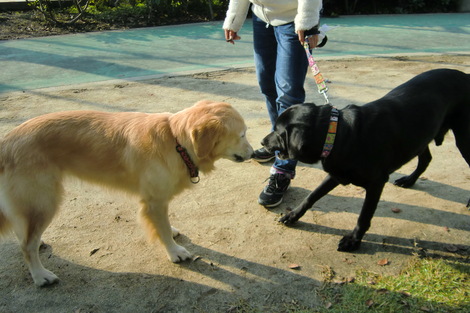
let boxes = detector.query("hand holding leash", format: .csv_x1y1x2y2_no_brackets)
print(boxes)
297,30,319,47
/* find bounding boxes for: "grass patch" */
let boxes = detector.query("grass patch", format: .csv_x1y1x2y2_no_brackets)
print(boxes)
316,257,469,313
225,257,469,313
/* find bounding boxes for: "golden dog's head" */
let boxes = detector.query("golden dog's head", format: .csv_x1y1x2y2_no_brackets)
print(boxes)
171,100,254,168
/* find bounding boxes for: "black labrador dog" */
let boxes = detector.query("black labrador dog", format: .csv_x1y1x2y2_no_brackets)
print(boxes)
261,68,470,252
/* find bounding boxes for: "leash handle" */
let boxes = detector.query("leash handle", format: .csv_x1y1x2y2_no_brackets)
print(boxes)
304,39,329,104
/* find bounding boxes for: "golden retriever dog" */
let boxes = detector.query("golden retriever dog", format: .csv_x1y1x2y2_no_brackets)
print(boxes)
0,100,253,286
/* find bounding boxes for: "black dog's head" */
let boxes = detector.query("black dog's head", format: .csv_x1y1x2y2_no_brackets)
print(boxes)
261,103,331,164
261,106,299,160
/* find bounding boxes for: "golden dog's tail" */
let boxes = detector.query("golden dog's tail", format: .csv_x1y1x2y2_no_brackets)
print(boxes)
0,210,11,237
0,179,12,235
0,163,12,236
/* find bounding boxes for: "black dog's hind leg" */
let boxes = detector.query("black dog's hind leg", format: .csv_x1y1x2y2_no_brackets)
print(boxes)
394,147,432,188
280,175,339,225
338,181,385,252
453,123,470,208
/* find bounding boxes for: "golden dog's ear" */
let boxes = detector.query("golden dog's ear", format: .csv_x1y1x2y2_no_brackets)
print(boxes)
191,119,224,159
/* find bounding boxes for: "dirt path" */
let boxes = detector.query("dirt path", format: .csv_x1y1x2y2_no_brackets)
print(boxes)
1,55,469,312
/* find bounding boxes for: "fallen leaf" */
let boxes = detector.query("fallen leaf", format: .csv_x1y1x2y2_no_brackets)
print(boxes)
365,299,374,308
420,306,431,312
377,258,389,266
443,226,450,232
325,302,332,309
288,263,301,270
89,248,100,256
376,288,389,294
391,207,402,213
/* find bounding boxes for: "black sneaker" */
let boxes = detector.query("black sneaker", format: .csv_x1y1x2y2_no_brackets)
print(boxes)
258,173,291,208
253,148,275,163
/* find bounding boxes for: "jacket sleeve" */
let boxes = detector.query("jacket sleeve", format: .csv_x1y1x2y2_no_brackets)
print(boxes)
294,0,322,32
222,0,251,32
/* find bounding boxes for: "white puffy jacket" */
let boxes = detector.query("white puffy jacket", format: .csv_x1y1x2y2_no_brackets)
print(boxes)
223,0,322,33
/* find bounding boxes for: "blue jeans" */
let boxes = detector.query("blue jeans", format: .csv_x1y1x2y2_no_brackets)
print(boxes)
253,14,309,178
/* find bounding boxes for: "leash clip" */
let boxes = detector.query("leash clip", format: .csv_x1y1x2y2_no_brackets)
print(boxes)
320,90,330,105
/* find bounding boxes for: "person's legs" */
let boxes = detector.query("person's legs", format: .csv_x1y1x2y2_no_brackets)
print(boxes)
258,21,309,207
270,21,309,177
252,14,278,162
274,22,309,115
253,14,278,127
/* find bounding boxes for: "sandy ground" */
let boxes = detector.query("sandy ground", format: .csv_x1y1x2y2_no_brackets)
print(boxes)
1,55,469,312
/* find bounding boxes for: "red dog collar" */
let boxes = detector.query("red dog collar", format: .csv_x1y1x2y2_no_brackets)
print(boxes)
176,140,200,184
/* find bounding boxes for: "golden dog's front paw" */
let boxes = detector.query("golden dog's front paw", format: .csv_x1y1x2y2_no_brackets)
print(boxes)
168,245,192,263
32,269,59,287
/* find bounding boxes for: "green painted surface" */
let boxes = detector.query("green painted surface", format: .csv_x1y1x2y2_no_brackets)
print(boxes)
0,14,469,93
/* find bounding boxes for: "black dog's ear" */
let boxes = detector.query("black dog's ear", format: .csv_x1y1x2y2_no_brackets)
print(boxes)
285,126,304,160
261,131,285,154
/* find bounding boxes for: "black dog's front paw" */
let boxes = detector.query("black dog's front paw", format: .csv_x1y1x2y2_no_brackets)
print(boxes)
394,175,416,188
337,235,361,252
279,209,300,225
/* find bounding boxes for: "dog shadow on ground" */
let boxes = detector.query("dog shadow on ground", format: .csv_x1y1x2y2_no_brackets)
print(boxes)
279,219,469,262
389,172,470,205
0,238,324,312
1,235,467,313
262,175,469,262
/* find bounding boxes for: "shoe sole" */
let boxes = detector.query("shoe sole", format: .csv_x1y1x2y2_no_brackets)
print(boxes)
258,197,283,208
253,155,275,163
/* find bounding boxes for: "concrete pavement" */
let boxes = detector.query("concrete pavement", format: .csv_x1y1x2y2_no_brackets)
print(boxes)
0,13,469,94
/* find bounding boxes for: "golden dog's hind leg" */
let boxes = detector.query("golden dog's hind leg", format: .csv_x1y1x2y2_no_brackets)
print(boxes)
19,219,59,287
139,200,192,262
5,171,62,286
